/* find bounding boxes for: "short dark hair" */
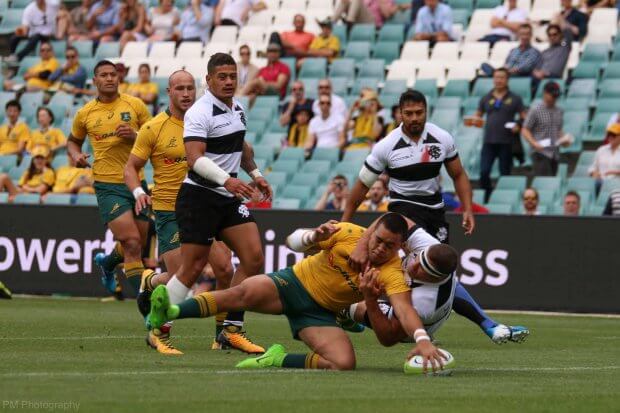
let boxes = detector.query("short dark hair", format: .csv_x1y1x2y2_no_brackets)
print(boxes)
494,67,510,77
547,24,562,34
520,23,533,32
138,63,151,73
5,100,21,112
376,212,408,243
427,244,459,277
332,174,347,183
94,60,116,75
37,106,54,124
239,44,250,53
399,90,426,109
391,104,399,117
565,190,580,201
66,46,78,55
207,53,236,75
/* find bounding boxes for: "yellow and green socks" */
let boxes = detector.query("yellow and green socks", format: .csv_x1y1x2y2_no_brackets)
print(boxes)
173,292,218,319
101,242,124,272
278,352,321,369
124,261,145,293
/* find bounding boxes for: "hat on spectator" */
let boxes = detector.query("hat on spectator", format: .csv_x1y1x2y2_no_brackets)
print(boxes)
317,17,333,28
31,146,50,158
543,81,561,98
606,123,620,135
360,89,383,110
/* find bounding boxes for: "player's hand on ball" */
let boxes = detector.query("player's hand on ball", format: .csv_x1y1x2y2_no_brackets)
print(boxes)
313,221,340,242
224,177,255,200
359,266,384,301
407,341,446,374
134,193,151,215
253,176,273,201
72,152,91,168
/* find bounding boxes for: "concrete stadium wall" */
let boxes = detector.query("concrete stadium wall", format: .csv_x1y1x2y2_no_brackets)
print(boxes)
0,205,618,313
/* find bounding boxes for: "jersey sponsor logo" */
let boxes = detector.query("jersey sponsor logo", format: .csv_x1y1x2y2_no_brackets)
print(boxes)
238,204,250,218
212,122,232,130
327,252,359,293
120,112,131,122
163,156,187,165
92,132,116,141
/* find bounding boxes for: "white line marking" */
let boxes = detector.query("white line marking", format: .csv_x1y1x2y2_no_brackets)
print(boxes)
0,366,617,379
0,335,206,341
486,310,620,319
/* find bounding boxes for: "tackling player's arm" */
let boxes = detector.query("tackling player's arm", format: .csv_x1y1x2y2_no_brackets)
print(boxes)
240,141,272,200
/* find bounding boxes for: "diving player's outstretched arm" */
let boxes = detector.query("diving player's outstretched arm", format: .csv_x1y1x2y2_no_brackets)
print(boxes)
285,220,341,252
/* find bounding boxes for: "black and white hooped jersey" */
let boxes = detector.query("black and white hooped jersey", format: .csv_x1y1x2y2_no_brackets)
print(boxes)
403,227,456,330
364,123,458,209
183,90,246,197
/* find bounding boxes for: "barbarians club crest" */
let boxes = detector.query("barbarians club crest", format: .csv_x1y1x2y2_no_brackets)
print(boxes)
428,145,442,160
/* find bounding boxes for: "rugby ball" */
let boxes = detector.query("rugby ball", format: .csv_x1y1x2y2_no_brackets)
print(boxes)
403,349,455,376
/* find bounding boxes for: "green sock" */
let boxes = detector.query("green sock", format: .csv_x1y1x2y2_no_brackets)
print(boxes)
174,299,200,319
280,353,320,369
102,242,124,271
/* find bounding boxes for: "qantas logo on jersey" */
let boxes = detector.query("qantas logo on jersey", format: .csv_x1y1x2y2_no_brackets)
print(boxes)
163,156,186,165
92,132,116,141
327,253,359,293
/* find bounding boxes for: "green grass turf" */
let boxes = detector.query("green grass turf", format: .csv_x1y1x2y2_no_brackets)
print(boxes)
0,297,618,413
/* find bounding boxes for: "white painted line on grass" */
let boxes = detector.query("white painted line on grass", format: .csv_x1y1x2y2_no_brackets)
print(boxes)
0,366,617,379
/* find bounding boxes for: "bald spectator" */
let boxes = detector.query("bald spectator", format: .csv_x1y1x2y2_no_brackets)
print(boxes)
312,79,347,120
479,0,528,45
215,0,266,27
563,191,581,216
413,0,454,43
241,43,291,104
280,80,314,129
280,14,315,59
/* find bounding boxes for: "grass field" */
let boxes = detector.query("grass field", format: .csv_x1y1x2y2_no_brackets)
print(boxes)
0,297,618,413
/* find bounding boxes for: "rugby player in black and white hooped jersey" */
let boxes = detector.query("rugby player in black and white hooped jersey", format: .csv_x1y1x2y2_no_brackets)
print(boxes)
160,53,272,355
342,91,529,344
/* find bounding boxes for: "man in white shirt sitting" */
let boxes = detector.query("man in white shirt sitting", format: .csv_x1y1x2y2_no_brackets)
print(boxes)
305,94,344,158
590,124,620,190
479,0,528,45
8,0,60,62
312,78,347,120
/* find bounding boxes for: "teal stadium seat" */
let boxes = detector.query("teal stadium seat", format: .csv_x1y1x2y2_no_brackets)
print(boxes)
273,198,301,209
352,77,382,95
567,79,597,99
442,79,470,99
562,97,589,112
598,78,620,98
476,0,501,6
532,176,562,198
330,77,348,96
571,61,601,79
75,194,98,206
580,43,610,63
265,171,288,187
299,58,327,79
489,189,520,205
0,155,18,172
248,107,273,122
349,24,375,42
270,160,301,176
73,40,94,58
0,193,8,203
434,97,462,109
11,0,30,7
496,176,527,193
586,112,615,142
332,24,348,50
508,77,532,103
430,109,459,132
281,185,313,201
414,79,438,100
12,193,40,204
472,78,493,97
378,24,405,44
603,61,620,79
344,42,371,62
300,78,319,98
301,160,333,178
358,59,385,79
452,9,471,26
383,79,407,95
0,9,23,35
311,147,339,164
372,42,400,65
94,42,120,59
291,172,322,187
329,58,355,78
278,147,306,163
44,194,72,205
486,203,513,213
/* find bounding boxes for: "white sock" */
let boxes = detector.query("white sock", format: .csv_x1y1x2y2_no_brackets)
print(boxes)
349,303,358,321
166,275,190,305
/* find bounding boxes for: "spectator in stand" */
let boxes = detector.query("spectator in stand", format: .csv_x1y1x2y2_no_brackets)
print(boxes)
0,101,30,156
312,78,347,119
409,0,425,24
563,190,581,216
383,104,402,136
479,0,528,45
7,0,60,63
280,14,315,60
522,81,565,176
580,0,614,15
553,0,588,42
532,24,570,83
305,94,344,157
146,0,180,42
480,24,541,77
413,0,454,43
176,0,214,43
116,62,130,94
280,80,314,129
333,0,407,29
315,174,349,211
86,0,121,42
357,179,389,212
127,63,158,105
4,41,59,92
48,46,87,93
286,108,312,148
118,0,148,50
236,45,259,94
0,146,55,202
215,0,266,27
473,68,527,202
57,0,92,41
241,43,291,105
26,107,66,156
603,189,620,216
341,89,384,151
306,18,340,63
521,187,540,216
589,123,620,184
52,155,94,195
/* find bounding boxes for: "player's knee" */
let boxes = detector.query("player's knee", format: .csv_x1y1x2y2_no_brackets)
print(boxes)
241,248,264,274
326,353,356,371
120,236,141,256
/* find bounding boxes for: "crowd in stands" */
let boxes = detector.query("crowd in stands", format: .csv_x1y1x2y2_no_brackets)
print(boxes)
0,0,619,216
